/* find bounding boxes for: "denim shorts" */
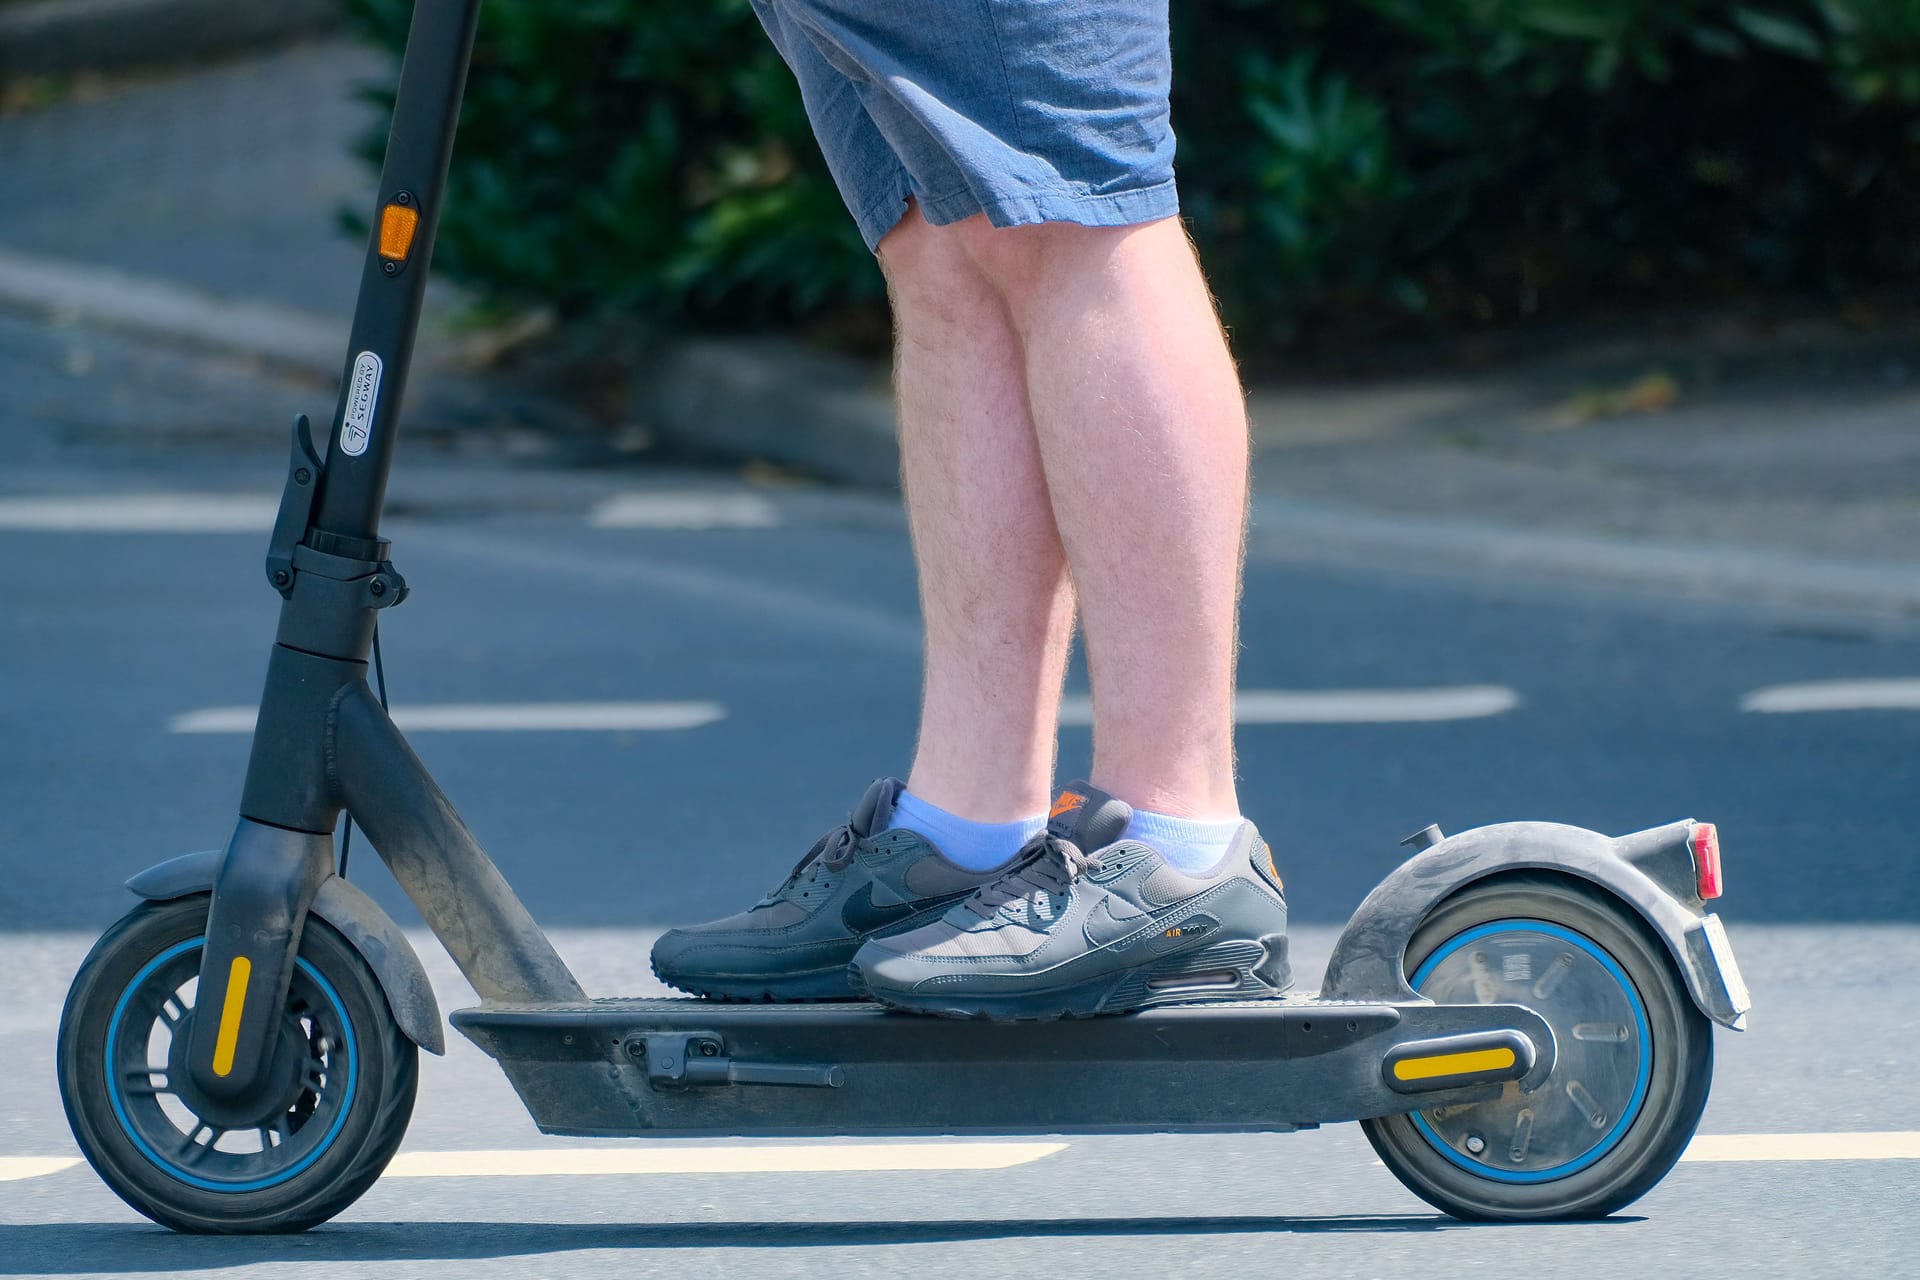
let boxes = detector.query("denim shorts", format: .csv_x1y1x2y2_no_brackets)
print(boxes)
748,0,1179,251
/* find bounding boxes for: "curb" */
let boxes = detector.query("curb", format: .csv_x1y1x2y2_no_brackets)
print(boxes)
0,0,341,81
629,334,1920,621
636,337,901,489
0,247,341,372
0,246,598,440
8,241,1913,622
1247,497,1920,621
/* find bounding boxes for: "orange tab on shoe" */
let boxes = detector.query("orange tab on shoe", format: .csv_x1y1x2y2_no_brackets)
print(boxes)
1045,782,1132,849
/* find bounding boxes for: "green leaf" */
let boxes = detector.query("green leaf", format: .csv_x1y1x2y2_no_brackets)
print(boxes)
1730,9,1825,59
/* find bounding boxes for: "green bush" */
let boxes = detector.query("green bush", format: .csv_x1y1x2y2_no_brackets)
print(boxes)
344,0,1920,345
343,0,881,324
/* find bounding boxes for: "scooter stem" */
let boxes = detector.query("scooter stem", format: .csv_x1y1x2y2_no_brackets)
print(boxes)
311,0,483,545
186,0,491,1104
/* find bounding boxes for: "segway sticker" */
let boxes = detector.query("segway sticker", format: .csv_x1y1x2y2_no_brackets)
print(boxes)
340,352,383,457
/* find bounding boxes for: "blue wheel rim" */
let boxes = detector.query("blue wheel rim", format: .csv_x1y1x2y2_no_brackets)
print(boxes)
1408,920,1652,1184
104,936,359,1192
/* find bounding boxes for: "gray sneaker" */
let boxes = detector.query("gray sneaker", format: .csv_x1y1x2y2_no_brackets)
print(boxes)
850,783,1291,1019
650,778,1007,1001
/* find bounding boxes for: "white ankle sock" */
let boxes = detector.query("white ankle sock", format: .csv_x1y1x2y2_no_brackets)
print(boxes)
892,789,1046,872
1123,808,1244,874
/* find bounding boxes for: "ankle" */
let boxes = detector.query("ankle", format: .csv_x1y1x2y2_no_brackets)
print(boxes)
892,788,1046,872
1122,807,1246,875
1090,771,1240,824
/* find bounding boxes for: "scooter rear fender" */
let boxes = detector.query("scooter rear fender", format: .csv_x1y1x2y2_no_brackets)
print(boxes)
1321,820,1751,1030
127,849,446,1055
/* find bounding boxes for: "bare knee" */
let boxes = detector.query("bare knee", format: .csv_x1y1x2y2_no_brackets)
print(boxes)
876,200,1000,326
875,199,937,275
951,217,1157,323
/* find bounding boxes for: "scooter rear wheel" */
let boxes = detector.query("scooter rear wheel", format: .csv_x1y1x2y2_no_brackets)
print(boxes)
58,895,417,1233
1361,872,1713,1221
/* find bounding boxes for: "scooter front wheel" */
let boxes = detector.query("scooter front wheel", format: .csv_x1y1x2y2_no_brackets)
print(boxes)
57,895,417,1233
1361,872,1713,1221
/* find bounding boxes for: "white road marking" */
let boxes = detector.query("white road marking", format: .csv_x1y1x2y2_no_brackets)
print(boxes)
1059,686,1520,726
1740,678,1920,714
0,494,275,533
1680,1131,1920,1163
170,701,727,734
591,492,780,529
383,1142,1065,1178
0,1157,80,1182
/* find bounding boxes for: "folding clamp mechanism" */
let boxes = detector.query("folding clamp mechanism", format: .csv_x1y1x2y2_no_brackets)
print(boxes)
264,414,408,608
291,544,409,609
624,1032,844,1090
266,414,323,597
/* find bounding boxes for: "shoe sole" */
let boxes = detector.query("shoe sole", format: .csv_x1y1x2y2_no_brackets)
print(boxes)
856,933,1292,1022
650,956,862,1003
648,895,976,1004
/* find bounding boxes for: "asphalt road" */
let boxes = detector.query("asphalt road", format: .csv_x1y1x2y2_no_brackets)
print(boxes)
2,389,1917,1277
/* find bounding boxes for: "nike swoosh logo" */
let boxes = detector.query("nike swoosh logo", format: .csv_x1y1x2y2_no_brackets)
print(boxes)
841,884,969,937
1081,896,1154,949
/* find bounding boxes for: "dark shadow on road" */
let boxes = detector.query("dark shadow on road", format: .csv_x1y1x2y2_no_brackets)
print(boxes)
0,1213,1630,1269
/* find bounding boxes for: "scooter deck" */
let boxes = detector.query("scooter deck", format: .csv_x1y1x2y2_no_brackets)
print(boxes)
452,993,1551,1138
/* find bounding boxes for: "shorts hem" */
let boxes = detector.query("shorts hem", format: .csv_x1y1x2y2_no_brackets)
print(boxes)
918,176,1180,235
853,176,917,253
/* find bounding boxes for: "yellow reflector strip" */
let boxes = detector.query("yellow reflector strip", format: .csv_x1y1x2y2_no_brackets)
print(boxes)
378,203,421,261
1392,1046,1516,1082
211,955,252,1077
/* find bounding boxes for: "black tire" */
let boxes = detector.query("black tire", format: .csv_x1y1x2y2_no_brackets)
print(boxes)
1361,873,1713,1221
57,895,417,1233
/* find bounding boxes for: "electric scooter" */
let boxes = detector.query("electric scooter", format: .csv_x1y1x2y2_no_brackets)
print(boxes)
54,0,1751,1233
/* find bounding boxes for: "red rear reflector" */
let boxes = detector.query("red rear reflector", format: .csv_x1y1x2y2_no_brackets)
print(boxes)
1691,823,1722,900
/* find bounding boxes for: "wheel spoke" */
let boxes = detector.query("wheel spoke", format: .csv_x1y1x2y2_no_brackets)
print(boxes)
175,1122,209,1158
158,997,186,1029
177,1124,227,1165
120,1068,174,1098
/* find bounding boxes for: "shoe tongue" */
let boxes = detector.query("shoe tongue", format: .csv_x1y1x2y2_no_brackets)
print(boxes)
849,777,906,839
1045,782,1132,850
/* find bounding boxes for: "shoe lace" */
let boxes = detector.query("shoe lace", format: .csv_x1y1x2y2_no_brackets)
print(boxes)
760,823,861,906
964,833,1103,921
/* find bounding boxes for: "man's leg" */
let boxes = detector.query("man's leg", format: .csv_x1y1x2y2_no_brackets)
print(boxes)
953,215,1247,827
649,212,1070,994
879,201,1077,831
851,216,1289,1018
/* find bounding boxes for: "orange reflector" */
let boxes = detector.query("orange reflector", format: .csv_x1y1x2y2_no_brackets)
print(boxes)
378,202,420,261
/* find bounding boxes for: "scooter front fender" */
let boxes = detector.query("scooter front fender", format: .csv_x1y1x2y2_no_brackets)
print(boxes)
1321,821,1750,1030
128,849,446,1055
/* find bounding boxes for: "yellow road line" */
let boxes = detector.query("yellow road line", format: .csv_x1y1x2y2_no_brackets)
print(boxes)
8,1133,1917,1185
383,1142,1066,1179
1681,1132,1920,1163
0,1158,80,1182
